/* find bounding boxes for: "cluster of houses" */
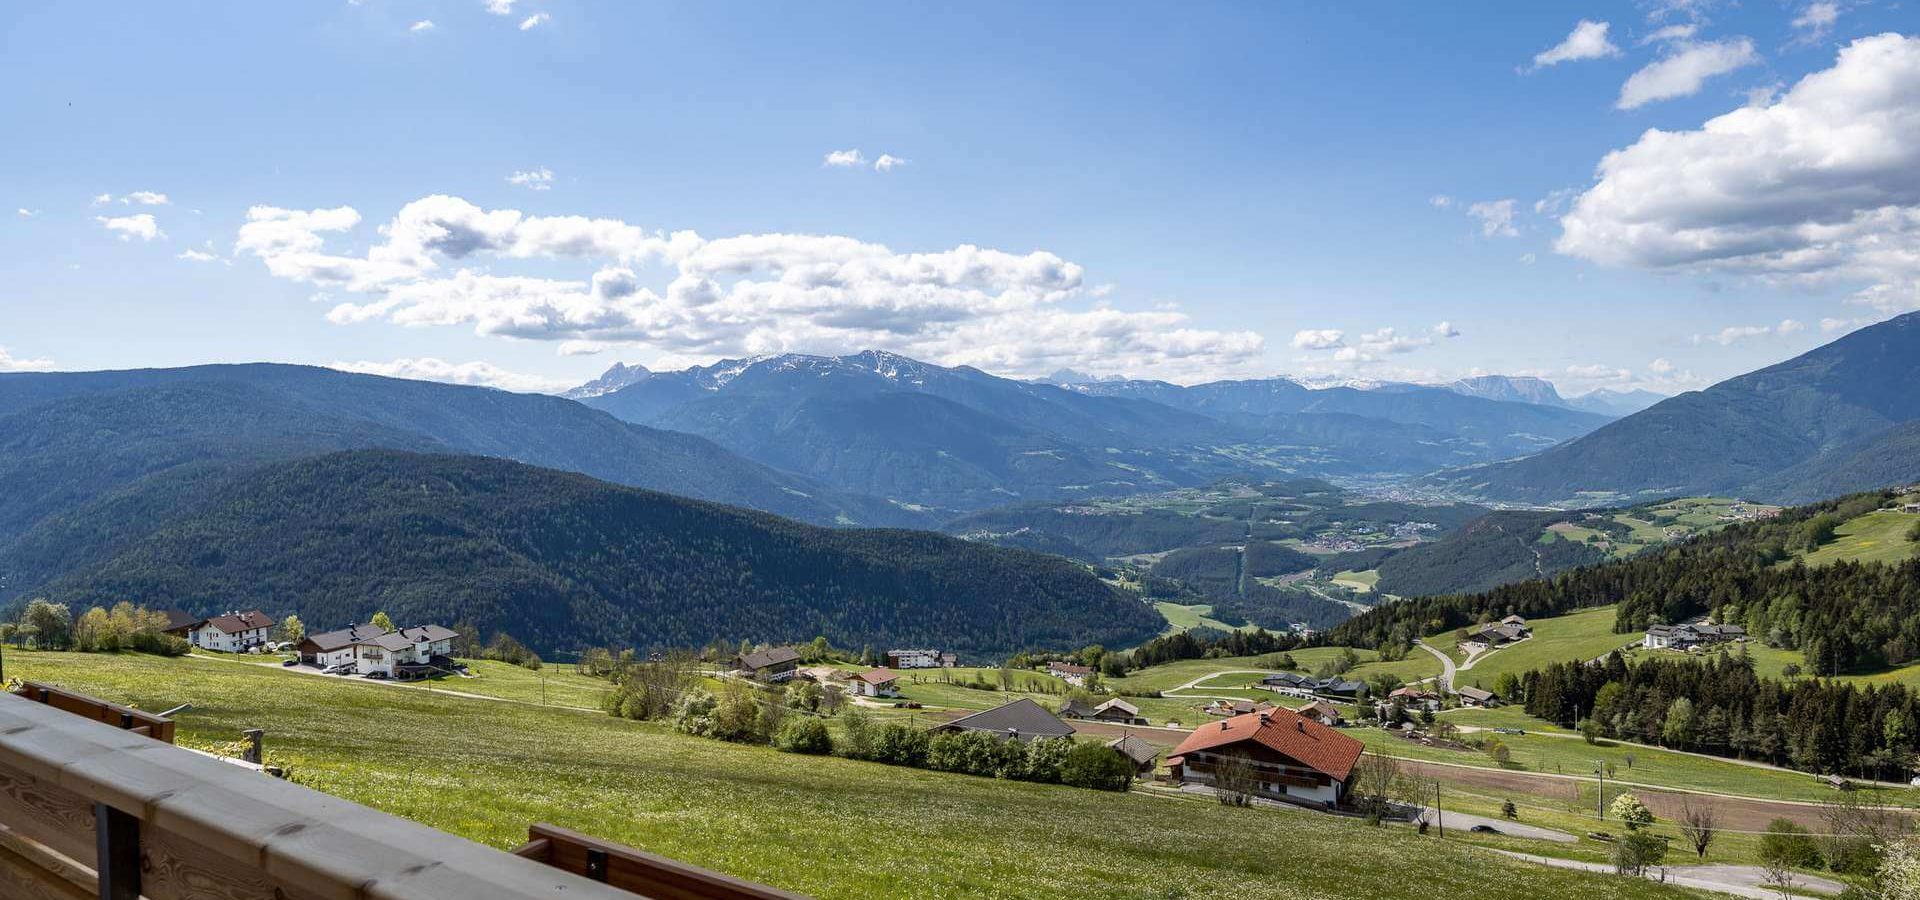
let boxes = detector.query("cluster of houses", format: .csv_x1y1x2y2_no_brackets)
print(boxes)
1643,621,1747,651
885,649,957,669
1462,615,1531,651
1046,661,1095,686
1058,697,1148,726
1257,671,1367,701
163,609,276,653
296,622,460,680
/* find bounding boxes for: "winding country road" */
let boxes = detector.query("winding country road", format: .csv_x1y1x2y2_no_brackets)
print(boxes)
1416,641,1456,691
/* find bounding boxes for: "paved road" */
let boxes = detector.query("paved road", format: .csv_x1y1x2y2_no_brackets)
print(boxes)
1416,642,1456,691
1423,811,1575,843
1491,850,1843,898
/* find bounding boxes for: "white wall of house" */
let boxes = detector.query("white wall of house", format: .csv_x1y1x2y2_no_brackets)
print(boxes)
354,645,395,676
312,647,356,668
191,625,270,653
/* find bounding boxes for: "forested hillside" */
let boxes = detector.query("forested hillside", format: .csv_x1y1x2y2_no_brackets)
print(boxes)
1371,510,1607,597
1330,491,1920,678
0,365,925,602
31,451,1162,657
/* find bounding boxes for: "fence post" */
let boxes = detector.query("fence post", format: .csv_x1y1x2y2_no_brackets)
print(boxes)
94,802,141,900
243,729,264,765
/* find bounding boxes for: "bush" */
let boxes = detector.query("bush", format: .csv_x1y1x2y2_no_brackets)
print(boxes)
669,688,717,737
1021,737,1070,784
1612,830,1668,876
838,709,877,760
1060,743,1133,791
774,716,834,755
1759,819,1825,870
1610,793,1654,831
870,723,929,768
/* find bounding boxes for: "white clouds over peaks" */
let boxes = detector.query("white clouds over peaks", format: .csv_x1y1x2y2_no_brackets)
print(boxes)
237,195,1264,382
1467,199,1519,237
1531,20,1621,70
1693,319,1807,345
824,149,908,172
1431,321,1461,339
1290,329,1345,350
330,357,574,394
1559,34,1920,312
0,346,55,372
121,191,170,206
507,167,554,190
96,214,163,241
1617,37,1759,109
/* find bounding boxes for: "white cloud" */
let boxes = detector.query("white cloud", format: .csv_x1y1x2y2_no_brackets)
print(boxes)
1531,20,1621,70
1744,82,1783,107
823,149,868,168
1467,199,1519,238
410,19,435,33
1617,37,1759,109
1641,24,1699,45
1561,34,1920,313
873,154,907,172
1428,195,1454,209
330,357,574,394
1648,357,1676,374
239,194,1266,382
1519,253,1538,265
120,191,170,206
0,346,55,372
1791,3,1839,43
1290,329,1346,350
95,213,163,241
518,13,548,30
177,248,222,263
15,208,35,219
1693,319,1808,345
1534,187,1578,216
90,193,113,207
1564,363,1632,381
484,0,516,14
1431,321,1461,339
506,167,554,190
1354,327,1432,355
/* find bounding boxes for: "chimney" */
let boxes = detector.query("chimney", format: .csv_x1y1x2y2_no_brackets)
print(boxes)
1296,719,1305,732
1219,720,1229,731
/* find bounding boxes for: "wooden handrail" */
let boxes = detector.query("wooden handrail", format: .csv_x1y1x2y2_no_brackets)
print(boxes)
523,822,812,900
0,689,689,899
11,681,175,744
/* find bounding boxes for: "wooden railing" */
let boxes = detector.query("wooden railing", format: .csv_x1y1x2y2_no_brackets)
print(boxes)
514,823,807,900
0,687,806,899
12,681,175,744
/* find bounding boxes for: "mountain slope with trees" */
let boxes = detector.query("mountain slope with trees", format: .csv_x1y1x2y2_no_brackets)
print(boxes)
1431,312,1920,504
30,451,1162,657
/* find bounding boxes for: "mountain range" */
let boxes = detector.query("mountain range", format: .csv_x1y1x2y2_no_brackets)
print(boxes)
573,351,1615,513
0,364,929,602
34,450,1157,656
1441,376,1664,417
1432,311,1920,505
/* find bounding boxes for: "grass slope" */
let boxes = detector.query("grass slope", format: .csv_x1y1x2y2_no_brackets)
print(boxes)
1799,508,1920,567
10,650,1688,900
1450,606,1647,690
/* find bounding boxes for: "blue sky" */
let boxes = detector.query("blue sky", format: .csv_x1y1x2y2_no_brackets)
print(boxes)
3,2,1917,394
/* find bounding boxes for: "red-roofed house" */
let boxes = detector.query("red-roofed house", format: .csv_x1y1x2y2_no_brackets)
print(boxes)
1046,662,1093,686
1165,707,1365,809
848,668,901,698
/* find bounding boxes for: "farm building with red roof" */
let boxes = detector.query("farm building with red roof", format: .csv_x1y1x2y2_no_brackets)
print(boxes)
1165,707,1365,809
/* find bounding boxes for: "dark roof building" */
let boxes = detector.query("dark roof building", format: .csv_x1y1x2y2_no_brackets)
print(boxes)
1107,734,1160,773
929,698,1076,743
203,610,274,634
1057,699,1100,720
300,623,389,654
735,646,802,682
160,609,202,635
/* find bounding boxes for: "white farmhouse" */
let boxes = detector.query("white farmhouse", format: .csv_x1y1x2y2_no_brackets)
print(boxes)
188,610,274,653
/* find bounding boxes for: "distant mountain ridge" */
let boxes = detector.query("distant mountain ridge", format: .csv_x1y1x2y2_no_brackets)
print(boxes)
1430,311,1920,504
574,351,1616,513
33,451,1159,656
0,364,924,602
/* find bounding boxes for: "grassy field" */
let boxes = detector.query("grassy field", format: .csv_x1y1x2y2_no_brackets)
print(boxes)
1332,569,1379,592
1801,508,1920,567
8,649,1694,900
1110,646,1441,696
1449,606,1644,690
1150,600,1249,634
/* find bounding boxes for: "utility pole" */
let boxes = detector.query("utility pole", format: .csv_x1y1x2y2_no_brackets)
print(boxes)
1595,760,1607,820
1434,779,1444,838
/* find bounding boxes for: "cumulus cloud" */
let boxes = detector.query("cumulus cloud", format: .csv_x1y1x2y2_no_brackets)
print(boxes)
873,154,908,172
484,0,515,14
506,167,553,190
120,191,170,206
1617,37,1759,109
90,193,113,207
410,19,435,32
1431,321,1461,339
1693,319,1807,345
518,13,548,30
1467,199,1519,237
239,194,1265,382
1354,327,1432,355
330,357,574,394
1534,187,1578,216
1428,195,1454,209
96,213,163,241
0,346,55,372
177,248,222,263
1641,24,1699,45
1648,357,1676,374
1791,2,1839,43
15,208,35,219
1290,329,1345,350
1560,34,1920,312
823,149,867,168
1531,20,1621,70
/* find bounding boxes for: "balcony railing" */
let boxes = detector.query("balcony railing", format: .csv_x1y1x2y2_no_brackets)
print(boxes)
0,683,806,899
